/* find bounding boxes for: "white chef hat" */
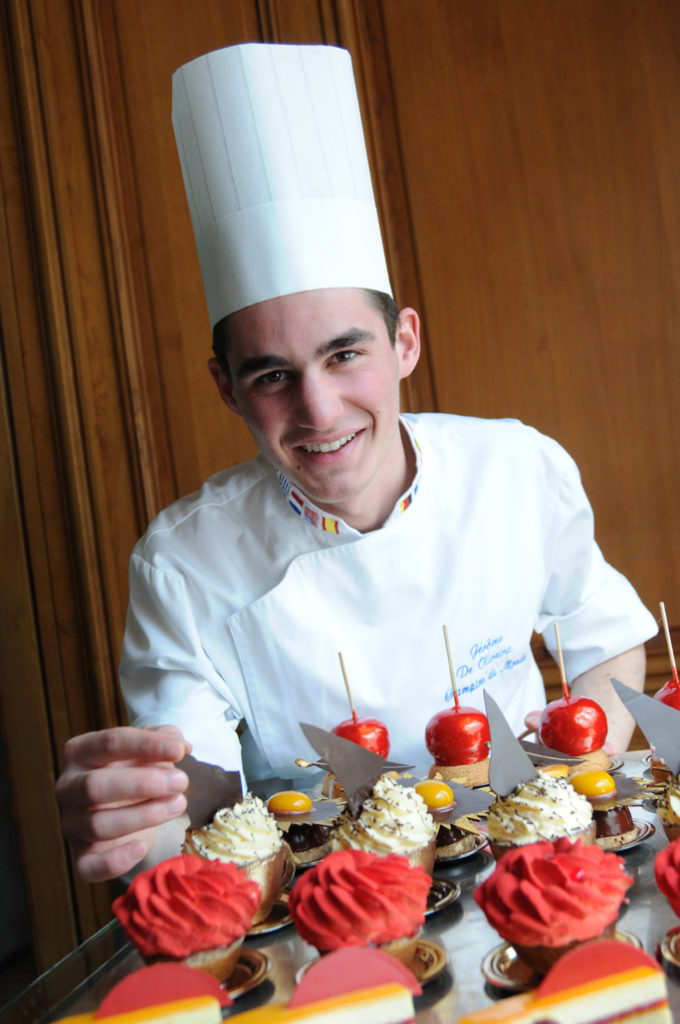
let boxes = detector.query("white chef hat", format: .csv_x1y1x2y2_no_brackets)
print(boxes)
172,43,392,327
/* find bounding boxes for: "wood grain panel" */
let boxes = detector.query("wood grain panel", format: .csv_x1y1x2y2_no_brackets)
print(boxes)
378,0,680,619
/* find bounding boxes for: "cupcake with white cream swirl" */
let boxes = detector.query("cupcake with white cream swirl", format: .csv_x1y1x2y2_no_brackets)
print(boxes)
487,773,595,859
331,775,436,873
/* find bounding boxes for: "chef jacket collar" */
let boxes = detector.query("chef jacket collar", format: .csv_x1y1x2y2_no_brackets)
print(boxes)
276,417,422,536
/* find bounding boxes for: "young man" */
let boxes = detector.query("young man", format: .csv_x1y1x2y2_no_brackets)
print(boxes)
55,45,655,883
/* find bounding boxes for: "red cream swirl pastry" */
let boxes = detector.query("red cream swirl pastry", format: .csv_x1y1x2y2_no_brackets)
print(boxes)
288,848,430,952
474,837,631,949
112,854,260,959
655,838,680,917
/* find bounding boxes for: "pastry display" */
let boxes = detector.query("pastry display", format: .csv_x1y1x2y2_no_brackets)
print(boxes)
183,793,287,923
486,773,595,858
458,940,671,1024
112,855,260,981
267,790,342,867
330,774,437,872
288,848,430,969
52,706,680,1020
425,625,490,785
568,769,640,850
474,837,632,975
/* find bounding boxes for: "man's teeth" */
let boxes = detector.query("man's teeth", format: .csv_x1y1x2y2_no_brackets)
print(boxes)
302,433,355,453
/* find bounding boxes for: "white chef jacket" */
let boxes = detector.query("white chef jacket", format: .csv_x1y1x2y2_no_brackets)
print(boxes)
120,413,657,784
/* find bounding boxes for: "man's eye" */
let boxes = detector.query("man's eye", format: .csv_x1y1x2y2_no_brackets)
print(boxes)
254,370,288,388
332,350,357,363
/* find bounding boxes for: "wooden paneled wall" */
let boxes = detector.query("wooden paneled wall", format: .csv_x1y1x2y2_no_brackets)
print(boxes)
1,0,679,968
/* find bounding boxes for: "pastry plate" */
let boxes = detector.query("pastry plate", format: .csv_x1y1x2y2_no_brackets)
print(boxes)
295,940,447,988
642,753,671,778
412,939,448,985
226,948,271,998
660,929,680,975
426,878,461,916
481,929,642,993
595,819,655,853
436,832,489,863
248,895,292,936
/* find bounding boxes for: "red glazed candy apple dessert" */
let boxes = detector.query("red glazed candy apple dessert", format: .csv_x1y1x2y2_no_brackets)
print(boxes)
655,677,680,710
538,693,609,770
652,677,680,781
323,713,390,799
332,712,390,758
425,700,490,786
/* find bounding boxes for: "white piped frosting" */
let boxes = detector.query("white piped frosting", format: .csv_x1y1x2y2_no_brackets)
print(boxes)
184,793,282,863
487,774,593,845
331,776,436,854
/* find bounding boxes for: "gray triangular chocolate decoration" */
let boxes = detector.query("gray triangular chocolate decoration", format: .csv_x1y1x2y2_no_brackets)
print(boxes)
484,692,537,796
300,722,413,817
611,678,680,777
176,754,243,827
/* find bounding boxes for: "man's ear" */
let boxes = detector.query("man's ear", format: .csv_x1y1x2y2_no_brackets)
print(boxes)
395,307,421,380
208,357,241,415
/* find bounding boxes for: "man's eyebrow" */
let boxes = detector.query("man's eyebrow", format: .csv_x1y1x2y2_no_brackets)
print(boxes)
234,328,374,380
234,353,290,380
315,329,373,359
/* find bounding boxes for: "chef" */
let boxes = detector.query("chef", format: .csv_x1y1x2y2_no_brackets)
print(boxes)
55,43,656,883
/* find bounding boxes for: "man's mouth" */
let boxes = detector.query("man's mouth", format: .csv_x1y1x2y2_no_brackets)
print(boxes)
300,433,356,454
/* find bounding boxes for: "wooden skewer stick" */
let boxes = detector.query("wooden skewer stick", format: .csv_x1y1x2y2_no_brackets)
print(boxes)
338,651,358,721
443,624,460,712
554,623,569,699
660,602,680,684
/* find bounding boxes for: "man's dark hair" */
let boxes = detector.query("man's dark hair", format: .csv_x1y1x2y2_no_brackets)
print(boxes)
212,289,400,380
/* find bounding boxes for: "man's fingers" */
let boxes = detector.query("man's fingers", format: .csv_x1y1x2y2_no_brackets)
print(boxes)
62,726,189,771
73,832,155,884
523,710,541,733
55,761,188,811
60,792,187,845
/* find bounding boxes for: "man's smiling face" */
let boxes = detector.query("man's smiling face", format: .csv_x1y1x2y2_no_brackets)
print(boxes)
208,288,420,532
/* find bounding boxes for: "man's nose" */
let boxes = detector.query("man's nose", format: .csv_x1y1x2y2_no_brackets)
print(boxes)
294,372,343,429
